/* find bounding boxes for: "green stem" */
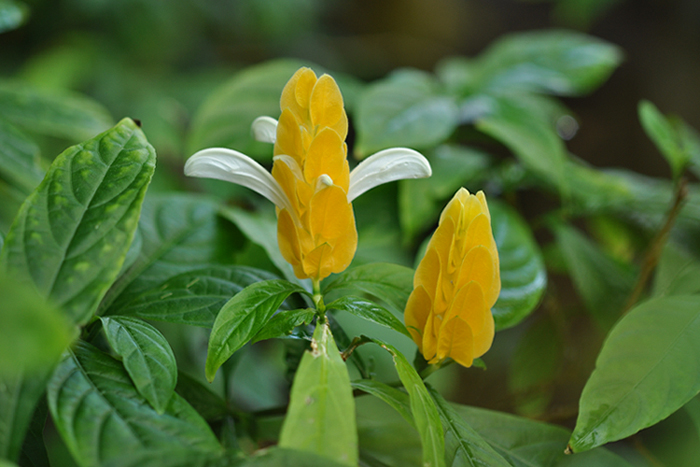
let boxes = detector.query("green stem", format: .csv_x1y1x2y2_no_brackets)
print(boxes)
312,278,326,318
341,335,371,362
419,358,454,380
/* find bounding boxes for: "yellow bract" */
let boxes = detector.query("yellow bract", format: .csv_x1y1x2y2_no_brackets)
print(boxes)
404,188,501,367
272,68,356,281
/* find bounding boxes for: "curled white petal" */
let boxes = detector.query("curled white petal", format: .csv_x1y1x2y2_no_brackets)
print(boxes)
251,116,278,143
347,148,432,202
185,148,290,211
272,154,303,181
316,174,334,191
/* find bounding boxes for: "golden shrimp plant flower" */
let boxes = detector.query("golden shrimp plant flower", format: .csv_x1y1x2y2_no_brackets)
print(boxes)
185,67,431,282
404,188,500,368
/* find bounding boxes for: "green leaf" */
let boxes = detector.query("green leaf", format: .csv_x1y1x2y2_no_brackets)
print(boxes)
554,223,636,329
17,395,49,467
100,316,177,414
370,338,445,467
220,206,304,288
428,387,511,467
187,59,306,160
323,262,414,315
239,447,350,467
327,296,412,339
569,295,700,452
251,308,315,344
685,395,700,440
0,0,28,34
174,372,229,422
48,340,222,467
399,145,491,242
351,379,414,427
0,118,155,326
355,69,459,157
102,194,240,314
279,322,357,466
453,404,632,467
0,81,113,141
0,119,44,194
111,265,279,328
205,280,306,381
470,30,622,96
653,242,700,297
0,273,75,376
489,201,546,330
639,100,688,178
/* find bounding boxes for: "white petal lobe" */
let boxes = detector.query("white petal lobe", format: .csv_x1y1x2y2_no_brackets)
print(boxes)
251,116,278,143
347,148,432,202
184,148,290,210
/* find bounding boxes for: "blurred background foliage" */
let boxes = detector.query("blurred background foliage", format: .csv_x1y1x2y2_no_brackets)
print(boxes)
2,0,700,466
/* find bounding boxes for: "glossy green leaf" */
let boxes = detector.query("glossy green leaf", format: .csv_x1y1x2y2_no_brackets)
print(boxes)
355,69,459,157
428,387,511,467
638,100,688,178
327,296,412,339
453,404,632,467
471,30,622,96
206,279,306,381
0,0,28,34
569,295,700,452
251,308,315,344
0,119,44,194
0,118,155,326
102,194,239,314
48,341,222,467
489,201,546,330
371,338,445,467
399,145,491,242
111,265,278,328
554,223,636,329
279,322,357,466
0,81,113,141
187,59,306,159
100,316,177,414
653,242,700,297
323,262,414,315
351,379,414,427
0,273,75,376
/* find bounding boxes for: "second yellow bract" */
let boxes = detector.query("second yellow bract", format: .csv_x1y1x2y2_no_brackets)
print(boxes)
272,68,356,281
404,188,501,367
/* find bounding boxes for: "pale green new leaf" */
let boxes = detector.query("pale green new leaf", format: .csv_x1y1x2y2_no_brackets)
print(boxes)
0,81,113,141
0,119,44,194
569,295,700,452
328,296,412,339
638,100,688,178
112,265,279,328
0,0,28,34
251,308,315,344
239,447,350,467
0,118,155,326
489,201,546,330
279,322,357,466
206,280,306,381
355,69,459,157
101,316,178,414
48,341,222,467
371,338,445,467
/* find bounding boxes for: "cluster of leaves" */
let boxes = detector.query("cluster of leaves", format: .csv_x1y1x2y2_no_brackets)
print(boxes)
2,8,700,467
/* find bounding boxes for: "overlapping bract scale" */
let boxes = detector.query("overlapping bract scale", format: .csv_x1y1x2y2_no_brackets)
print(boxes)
405,188,500,367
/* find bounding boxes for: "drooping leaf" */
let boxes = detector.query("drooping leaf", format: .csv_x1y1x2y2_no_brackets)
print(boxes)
102,194,240,314
351,380,414,427
100,316,177,414
0,0,28,34
0,81,113,141
47,341,222,467
489,201,546,330
205,280,307,381
279,322,357,466
251,308,315,344
0,118,155,326
653,242,700,297
370,338,445,467
569,295,700,452
638,100,688,179
428,387,511,467
0,119,44,194
323,262,414,315
554,223,636,329
355,69,459,157
327,296,412,339
110,265,279,328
